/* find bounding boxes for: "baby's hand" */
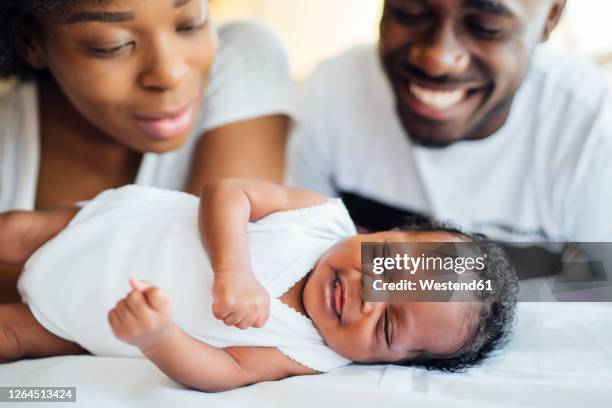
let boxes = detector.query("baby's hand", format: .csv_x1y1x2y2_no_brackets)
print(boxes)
212,274,270,330
109,279,173,349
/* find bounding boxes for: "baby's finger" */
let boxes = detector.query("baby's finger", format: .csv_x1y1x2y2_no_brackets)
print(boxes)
125,291,148,316
115,299,129,317
235,314,257,330
108,309,121,329
212,302,231,320
222,312,241,327
115,300,138,324
253,309,269,328
143,287,170,312
129,278,154,292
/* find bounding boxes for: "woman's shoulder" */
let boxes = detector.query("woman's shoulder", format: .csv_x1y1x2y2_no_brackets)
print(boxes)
0,79,33,121
0,79,39,212
197,20,294,132
215,20,287,62
210,20,290,84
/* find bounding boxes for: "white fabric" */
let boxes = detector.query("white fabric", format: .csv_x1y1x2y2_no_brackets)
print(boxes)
0,20,295,212
18,185,354,372
288,44,612,242
2,302,610,407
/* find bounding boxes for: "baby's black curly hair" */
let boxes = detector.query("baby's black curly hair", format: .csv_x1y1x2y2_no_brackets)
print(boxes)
0,1,80,79
392,217,519,372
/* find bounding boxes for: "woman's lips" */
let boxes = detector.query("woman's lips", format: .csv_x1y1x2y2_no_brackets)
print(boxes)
132,103,196,140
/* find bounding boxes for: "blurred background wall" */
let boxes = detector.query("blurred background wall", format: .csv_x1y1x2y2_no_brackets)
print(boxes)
211,0,612,82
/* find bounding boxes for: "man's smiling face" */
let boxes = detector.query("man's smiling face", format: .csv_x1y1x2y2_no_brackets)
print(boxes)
379,0,565,146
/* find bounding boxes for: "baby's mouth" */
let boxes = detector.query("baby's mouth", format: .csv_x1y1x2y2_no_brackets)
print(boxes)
331,275,344,323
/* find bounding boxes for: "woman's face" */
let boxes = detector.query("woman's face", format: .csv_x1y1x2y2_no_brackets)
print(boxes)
32,0,216,153
303,230,478,363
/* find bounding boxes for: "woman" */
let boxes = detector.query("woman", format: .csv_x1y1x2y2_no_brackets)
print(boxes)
0,0,294,299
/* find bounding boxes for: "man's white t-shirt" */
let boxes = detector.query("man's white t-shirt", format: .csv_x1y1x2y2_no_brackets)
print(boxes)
0,21,295,212
288,44,612,242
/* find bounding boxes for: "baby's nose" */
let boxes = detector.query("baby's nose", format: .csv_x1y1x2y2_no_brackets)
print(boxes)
361,301,383,315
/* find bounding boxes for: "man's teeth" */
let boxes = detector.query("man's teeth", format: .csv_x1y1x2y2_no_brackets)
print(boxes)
409,84,466,109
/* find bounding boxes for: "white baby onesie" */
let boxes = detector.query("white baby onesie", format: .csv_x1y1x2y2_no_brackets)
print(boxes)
18,186,356,372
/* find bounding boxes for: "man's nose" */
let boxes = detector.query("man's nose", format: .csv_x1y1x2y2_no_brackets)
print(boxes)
408,21,470,78
139,36,189,92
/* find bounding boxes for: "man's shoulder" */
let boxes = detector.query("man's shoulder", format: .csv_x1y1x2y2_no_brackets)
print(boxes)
313,44,377,74
528,45,610,112
300,43,388,113
304,44,380,90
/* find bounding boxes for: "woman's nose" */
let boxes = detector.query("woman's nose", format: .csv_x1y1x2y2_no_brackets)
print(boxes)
139,37,189,92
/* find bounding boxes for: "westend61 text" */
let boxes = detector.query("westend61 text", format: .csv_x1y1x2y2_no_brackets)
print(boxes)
373,279,493,292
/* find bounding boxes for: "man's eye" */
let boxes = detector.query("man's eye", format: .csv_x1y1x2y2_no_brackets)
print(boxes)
386,4,428,25
395,11,428,25
465,18,505,39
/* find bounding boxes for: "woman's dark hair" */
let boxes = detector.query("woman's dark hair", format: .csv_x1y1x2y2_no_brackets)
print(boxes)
0,0,74,79
393,217,519,372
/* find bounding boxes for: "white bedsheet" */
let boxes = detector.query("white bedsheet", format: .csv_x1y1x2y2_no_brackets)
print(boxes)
2,302,611,408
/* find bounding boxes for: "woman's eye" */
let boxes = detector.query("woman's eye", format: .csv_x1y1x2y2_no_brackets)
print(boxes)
177,20,207,34
88,42,132,57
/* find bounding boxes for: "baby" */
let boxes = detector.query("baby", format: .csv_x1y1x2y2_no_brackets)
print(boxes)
0,179,517,392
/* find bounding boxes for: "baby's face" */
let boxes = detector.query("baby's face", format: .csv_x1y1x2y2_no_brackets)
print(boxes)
303,230,478,363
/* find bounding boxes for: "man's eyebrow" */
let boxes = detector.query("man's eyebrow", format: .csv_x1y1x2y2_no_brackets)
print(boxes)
463,0,515,17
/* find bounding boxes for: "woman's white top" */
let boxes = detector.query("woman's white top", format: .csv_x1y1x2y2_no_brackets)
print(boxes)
18,186,356,372
0,21,295,212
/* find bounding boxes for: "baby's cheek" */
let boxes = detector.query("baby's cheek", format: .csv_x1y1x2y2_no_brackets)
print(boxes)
329,326,375,362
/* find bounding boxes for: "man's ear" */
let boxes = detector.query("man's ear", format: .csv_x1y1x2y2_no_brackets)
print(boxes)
12,20,47,70
541,0,567,42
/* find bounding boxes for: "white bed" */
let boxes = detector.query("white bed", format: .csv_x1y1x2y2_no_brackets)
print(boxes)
2,301,610,408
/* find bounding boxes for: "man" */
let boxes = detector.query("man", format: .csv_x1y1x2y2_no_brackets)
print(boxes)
288,0,612,246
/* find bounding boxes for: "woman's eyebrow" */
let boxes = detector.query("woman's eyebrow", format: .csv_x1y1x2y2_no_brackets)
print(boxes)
65,11,134,24
64,0,192,24
174,0,193,7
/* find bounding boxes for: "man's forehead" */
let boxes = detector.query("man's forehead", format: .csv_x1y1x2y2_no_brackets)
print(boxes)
387,0,553,17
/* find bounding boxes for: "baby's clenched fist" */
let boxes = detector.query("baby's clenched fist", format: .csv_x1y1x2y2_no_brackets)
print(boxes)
212,274,270,330
109,279,173,349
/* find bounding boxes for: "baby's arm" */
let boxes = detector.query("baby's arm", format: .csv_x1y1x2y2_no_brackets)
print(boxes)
110,280,316,392
0,208,79,266
199,179,326,329
144,330,316,392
